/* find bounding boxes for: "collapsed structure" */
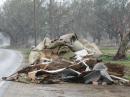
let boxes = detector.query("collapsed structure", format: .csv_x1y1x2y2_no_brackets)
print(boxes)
2,33,130,85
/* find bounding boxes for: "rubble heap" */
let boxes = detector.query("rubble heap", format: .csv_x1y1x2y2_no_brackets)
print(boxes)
2,33,130,85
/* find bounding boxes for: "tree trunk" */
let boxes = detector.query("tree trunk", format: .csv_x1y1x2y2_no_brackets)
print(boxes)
113,32,130,60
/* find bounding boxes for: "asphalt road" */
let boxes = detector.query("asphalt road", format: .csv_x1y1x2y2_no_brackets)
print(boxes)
0,49,23,97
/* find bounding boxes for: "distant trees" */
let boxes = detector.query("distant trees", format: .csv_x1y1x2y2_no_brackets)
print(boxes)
1,0,34,46
92,0,130,60
0,0,130,60
110,0,130,60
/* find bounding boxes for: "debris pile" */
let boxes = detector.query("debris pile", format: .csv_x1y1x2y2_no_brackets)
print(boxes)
2,33,130,85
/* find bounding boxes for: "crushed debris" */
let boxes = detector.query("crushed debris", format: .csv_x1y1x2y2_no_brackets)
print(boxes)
2,33,130,86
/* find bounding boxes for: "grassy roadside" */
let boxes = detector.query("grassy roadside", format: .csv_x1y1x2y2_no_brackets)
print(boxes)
100,48,130,80
100,48,130,67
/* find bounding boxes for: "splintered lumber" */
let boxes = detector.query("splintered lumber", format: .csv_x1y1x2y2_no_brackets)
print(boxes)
110,75,129,83
28,68,66,81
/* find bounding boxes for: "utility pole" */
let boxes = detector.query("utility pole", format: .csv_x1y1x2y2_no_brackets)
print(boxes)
33,0,37,47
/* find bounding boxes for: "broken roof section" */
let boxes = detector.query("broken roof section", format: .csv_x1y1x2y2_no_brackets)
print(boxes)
2,33,129,86
29,33,102,65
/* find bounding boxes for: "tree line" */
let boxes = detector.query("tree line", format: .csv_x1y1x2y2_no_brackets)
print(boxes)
0,0,130,60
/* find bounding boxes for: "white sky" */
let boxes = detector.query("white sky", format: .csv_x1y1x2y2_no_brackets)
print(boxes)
0,0,6,6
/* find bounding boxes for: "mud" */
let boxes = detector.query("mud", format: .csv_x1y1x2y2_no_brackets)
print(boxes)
3,82,130,97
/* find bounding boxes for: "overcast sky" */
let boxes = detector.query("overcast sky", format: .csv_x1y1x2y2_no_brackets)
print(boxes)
0,0,6,6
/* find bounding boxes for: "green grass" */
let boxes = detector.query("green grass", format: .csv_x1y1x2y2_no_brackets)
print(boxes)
100,48,130,67
100,48,130,79
101,55,130,67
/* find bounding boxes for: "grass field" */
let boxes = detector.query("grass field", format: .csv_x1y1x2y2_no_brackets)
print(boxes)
100,48,130,79
100,48,130,67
